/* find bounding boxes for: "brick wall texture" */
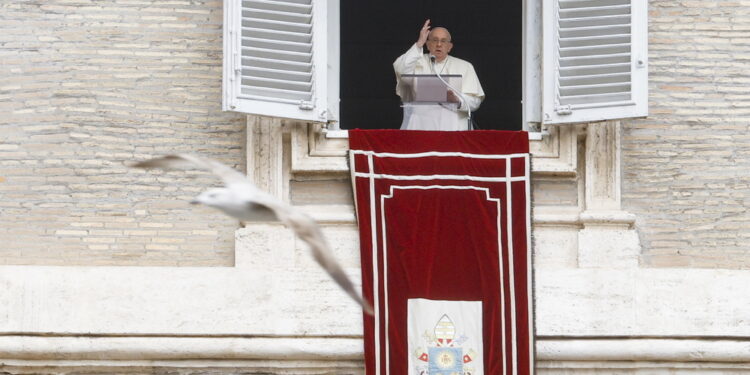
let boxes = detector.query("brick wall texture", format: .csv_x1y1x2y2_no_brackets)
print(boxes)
622,1,750,268
0,0,246,266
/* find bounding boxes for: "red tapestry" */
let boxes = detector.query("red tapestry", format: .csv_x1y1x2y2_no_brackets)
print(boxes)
349,130,533,375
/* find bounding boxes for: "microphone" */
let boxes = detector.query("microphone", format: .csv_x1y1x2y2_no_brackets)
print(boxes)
429,55,473,130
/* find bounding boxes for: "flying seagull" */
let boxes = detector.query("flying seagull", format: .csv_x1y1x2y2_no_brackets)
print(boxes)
133,154,373,315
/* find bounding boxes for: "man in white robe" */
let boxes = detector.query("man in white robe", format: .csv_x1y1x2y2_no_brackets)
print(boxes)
393,20,485,131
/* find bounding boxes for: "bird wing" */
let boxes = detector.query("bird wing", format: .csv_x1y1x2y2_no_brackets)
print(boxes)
133,153,248,186
283,209,374,315
134,154,288,217
133,153,373,315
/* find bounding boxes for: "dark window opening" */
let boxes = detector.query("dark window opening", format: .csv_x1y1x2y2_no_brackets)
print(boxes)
340,1,522,130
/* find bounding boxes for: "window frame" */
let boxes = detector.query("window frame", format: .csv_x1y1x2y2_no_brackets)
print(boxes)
327,0,539,131
225,0,647,131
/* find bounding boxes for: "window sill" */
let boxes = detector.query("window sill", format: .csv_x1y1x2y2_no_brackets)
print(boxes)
322,129,548,141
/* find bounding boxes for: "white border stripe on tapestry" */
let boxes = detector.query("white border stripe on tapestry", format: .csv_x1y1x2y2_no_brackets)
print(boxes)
354,172,528,183
348,151,360,219
379,192,391,374
497,184,507,375
506,158,518,375
381,185,506,375
351,150,529,160
525,154,534,375
367,154,381,375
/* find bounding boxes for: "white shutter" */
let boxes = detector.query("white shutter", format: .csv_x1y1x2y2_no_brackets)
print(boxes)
542,0,647,124
223,0,328,122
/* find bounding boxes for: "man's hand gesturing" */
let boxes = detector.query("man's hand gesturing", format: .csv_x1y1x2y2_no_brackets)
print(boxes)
416,19,431,48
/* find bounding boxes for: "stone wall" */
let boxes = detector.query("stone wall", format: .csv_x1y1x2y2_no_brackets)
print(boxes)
0,0,245,266
622,0,750,268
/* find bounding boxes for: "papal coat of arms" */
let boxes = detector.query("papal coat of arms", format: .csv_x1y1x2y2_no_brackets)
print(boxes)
413,314,478,375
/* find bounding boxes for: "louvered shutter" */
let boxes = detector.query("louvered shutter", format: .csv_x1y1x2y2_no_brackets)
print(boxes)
223,0,328,122
542,0,647,124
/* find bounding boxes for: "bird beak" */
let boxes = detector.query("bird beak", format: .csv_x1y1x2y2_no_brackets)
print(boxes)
189,199,200,205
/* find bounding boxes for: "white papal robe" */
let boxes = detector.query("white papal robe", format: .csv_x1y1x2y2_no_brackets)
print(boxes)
393,43,485,131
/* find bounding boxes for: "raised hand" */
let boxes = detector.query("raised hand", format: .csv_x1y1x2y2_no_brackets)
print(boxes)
416,19,431,48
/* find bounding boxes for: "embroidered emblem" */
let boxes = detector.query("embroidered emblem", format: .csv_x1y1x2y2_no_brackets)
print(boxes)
413,314,477,375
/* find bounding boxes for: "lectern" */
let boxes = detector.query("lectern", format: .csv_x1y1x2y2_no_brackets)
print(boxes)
398,74,469,131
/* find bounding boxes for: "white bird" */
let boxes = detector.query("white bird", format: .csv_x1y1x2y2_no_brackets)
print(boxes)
133,154,373,315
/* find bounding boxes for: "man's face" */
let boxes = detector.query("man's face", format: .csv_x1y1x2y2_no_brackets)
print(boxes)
426,28,453,62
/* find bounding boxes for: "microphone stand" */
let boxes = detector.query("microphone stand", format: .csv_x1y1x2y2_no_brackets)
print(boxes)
431,55,472,130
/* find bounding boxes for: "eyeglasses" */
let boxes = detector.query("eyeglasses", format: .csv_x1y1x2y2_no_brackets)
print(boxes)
427,38,452,44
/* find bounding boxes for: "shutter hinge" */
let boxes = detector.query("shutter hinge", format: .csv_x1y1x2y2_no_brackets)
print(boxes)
298,101,314,110
232,51,240,81
555,105,573,115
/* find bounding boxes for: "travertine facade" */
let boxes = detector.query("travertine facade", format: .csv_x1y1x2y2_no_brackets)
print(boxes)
623,0,750,268
0,0,245,266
